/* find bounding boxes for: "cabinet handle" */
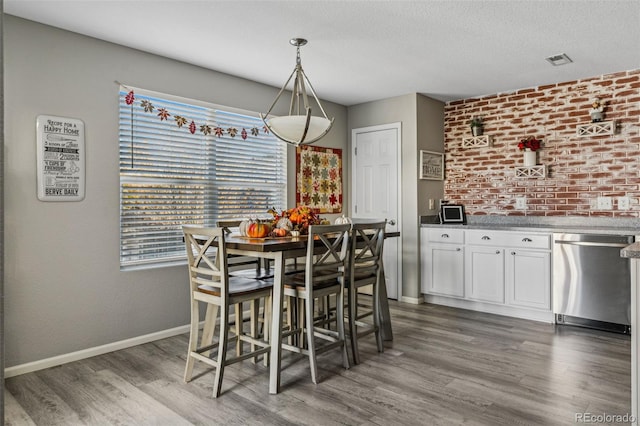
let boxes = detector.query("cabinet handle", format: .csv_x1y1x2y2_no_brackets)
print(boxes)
441,233,449,238
522,237,532,242
495,250,501,254
511,251,516,255
482,236,491,240
456,248,461,251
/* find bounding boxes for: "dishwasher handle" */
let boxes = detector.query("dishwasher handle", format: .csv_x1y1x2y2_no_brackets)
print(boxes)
554,240,630,248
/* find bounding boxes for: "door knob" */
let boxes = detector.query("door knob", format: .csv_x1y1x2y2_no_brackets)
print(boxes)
388,219,396,226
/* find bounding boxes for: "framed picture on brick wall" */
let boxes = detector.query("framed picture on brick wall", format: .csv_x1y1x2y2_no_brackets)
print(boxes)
420,150,444,180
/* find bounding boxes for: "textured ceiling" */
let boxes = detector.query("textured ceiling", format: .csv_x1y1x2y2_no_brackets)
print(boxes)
5,0,640,105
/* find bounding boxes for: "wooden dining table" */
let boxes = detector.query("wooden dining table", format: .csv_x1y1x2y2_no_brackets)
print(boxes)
223,231,398,394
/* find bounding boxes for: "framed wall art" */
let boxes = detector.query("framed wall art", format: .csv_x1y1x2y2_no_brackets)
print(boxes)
419,150,444,180
296,145,342,213
36,115,86,201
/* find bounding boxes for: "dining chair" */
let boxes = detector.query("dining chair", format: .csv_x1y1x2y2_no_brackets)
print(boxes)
281,223,351,384
346,221,386,365
182,226,272,397
217,219,269,278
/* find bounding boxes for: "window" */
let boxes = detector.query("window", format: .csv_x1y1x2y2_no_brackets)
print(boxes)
119,87,287,268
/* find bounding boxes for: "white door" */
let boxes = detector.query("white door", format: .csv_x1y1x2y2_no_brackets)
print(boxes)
352,123,401,300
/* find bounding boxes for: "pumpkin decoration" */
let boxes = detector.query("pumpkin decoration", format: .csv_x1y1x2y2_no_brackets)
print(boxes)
239,219,253,237
272,227,288,237
276,217,293,231
246,221,271,238
334,215,352,225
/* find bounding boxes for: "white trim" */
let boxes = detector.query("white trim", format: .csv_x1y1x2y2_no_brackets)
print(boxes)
351,122,403,301
423,294,555,323
400,296,423,305
5,324,190,378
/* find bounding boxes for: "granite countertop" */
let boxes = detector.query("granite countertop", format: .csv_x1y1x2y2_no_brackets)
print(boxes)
621,242,640,259
420,215,640,236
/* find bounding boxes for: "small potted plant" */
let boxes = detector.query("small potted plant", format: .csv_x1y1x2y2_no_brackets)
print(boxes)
469,116,484,136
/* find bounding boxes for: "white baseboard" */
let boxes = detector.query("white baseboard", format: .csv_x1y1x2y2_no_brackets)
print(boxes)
400,296,423,305
4,324,191,378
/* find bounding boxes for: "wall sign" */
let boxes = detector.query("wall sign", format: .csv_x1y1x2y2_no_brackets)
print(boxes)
419,150,444,180
36,115,85,201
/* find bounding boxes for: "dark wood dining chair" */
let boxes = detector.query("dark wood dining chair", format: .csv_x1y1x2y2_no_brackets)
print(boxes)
346,221,386,364
182,226,272,397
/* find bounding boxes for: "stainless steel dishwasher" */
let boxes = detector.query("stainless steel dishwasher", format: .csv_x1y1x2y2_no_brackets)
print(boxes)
553,233,635,334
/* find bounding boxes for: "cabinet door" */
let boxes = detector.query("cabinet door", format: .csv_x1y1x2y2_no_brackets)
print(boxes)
465,246,505,303
506,249,550,310
422,244,464,297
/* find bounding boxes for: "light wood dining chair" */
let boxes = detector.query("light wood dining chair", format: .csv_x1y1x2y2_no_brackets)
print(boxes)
281,223,351,384
346,221,386,365
182,226,272,397
217,219,269,278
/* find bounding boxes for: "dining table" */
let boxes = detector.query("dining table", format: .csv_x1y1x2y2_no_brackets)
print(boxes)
223,230,399,394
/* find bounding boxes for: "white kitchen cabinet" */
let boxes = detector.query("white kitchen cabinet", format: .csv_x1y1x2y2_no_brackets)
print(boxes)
421,226,553,322
465,245,505,303
421,228,464,297
506,248,550,310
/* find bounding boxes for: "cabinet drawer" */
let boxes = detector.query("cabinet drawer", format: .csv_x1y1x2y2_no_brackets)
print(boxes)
426,228,464,244
466,230,550,249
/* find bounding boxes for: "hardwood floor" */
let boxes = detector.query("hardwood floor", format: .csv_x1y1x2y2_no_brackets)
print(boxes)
4,301,631,425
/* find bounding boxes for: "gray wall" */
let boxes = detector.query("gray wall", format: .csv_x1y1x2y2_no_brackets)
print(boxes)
347,94,445,300
3,15,347,368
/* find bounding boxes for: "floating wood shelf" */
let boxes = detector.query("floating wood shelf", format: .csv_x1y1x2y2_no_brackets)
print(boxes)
462,134,491,148
515,165,546,178
576,121,616,137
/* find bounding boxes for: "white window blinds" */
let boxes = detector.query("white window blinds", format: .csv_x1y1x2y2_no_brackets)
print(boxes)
119,88,287,268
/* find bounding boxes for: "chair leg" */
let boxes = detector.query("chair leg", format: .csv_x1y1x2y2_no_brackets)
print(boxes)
213,304,229,398
305,295,319,384
201,303,218,358
297,297,305,349
184,298,200,382
263,293,271,367
373,276,384,354
349,283,361,365
235,302,243,357
337,285,350,370
250,299,259,364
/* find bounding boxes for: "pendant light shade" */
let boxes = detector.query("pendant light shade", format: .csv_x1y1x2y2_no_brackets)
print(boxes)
260,38,334,146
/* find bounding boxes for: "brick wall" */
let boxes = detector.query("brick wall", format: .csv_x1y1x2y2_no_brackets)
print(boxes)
443,69,640,217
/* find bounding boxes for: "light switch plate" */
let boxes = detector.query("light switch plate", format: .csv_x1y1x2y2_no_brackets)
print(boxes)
618,196,631,210
428,199,435,210
515,197,526,210
597,196,612,210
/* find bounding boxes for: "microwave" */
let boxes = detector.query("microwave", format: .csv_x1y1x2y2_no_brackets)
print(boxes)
439,204,466,225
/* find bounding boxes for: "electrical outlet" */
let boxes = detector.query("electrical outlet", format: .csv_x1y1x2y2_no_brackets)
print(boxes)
590,198,598,209
618,196,631,210
515,197,526,210
597,196,612,210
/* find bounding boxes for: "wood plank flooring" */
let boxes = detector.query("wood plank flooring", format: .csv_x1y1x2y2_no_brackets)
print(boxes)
4,301,631,425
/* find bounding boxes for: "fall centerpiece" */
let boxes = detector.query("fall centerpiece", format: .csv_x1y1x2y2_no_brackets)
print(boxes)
518,136,542,166
267,206,328,237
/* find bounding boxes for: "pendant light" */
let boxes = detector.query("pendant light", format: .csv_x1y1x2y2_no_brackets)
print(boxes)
260,38,334,146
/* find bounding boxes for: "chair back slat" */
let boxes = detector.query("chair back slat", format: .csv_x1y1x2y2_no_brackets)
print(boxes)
304,224,351,289
350,221,386,277
183,226,230,300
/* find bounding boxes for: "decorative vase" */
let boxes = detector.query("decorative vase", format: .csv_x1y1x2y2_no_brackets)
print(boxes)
471,126,484,137
523,149,536,166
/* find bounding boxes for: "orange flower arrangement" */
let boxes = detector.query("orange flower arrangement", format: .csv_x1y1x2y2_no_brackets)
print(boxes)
268,206,325,234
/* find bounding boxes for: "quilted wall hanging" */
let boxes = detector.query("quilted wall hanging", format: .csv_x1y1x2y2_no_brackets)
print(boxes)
296,145,342,213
